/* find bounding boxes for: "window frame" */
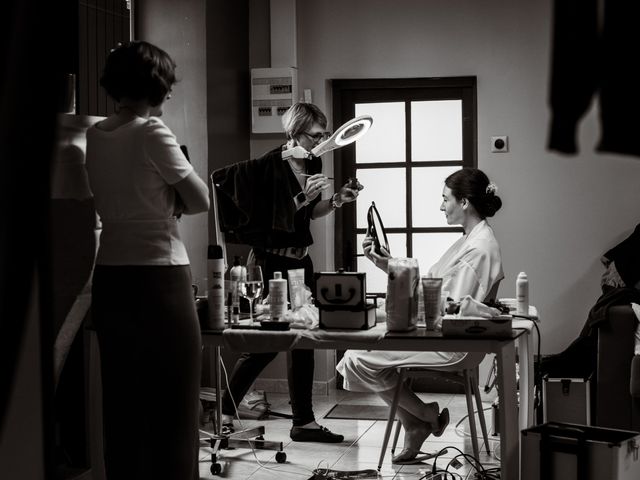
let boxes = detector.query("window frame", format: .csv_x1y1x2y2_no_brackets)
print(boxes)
331,77,477,273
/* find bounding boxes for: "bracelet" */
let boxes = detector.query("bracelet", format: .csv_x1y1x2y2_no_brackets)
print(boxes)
330,193,343,209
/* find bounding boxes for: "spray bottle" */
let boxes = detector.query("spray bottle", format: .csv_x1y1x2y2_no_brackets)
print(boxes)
516,271,529,316
207,245,226,330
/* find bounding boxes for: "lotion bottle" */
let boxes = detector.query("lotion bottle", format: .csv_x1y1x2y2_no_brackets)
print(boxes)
516,271,529,315
207,245,226,330
229,256,245,323
269,271,288,321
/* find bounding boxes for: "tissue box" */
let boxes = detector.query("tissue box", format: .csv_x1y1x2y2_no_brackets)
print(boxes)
314,271,366,309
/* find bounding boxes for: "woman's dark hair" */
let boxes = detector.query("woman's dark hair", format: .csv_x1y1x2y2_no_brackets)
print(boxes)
100,41,176,107
445,168,502,218
282,102,328,139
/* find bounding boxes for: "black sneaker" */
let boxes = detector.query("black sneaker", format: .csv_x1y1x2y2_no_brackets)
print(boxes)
290,425,344,443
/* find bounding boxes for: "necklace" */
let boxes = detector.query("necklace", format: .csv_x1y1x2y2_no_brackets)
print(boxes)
288,158,305,174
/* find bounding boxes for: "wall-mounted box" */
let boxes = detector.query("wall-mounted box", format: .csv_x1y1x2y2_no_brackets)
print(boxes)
251,67,298,133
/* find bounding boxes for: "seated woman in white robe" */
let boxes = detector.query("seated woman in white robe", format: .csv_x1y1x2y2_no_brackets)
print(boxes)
337,168,504,463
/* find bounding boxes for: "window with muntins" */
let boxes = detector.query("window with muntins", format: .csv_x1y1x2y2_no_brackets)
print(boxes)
331,77,477,293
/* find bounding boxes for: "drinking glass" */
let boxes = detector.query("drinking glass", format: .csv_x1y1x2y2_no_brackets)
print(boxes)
239,265,264,322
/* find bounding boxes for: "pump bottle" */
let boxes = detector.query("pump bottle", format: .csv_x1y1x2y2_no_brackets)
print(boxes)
269,271,288,321
207,245,226,329
516,271,529,315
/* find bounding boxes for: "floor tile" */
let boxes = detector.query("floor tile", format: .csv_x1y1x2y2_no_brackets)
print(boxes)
200,390,502,479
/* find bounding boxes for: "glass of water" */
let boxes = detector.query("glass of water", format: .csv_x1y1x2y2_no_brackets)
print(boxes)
239,265,264,322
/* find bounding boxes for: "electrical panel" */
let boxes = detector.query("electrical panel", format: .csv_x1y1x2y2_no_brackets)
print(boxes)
251,67,298,133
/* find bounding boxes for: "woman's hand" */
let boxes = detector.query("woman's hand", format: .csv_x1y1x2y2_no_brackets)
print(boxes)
334,178,364,207
304,173,330,202
363,235,391,273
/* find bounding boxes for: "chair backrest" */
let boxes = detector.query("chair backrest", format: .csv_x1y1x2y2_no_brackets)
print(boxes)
483,279,501,303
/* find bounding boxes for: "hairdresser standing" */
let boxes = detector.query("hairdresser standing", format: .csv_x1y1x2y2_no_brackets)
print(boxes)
86,41,209,479
213,102,358,442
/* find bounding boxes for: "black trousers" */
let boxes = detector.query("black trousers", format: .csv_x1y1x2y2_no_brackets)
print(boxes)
221,251,317,426
92,265,201,480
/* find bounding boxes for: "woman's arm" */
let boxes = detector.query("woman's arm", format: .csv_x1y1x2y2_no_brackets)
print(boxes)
363,235,391,273
311,181,360,219
173,170,210,215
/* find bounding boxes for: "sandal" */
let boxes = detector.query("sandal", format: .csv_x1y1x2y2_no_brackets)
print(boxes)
433,408,449,437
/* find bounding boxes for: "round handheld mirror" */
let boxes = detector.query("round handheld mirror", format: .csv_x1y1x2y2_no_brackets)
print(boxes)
366,201,390,256
311,115,373,157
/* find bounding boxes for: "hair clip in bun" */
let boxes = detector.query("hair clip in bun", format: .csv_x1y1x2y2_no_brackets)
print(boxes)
485,183,498,195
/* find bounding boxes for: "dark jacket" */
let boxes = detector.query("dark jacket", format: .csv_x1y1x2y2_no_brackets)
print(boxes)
212,146,322,248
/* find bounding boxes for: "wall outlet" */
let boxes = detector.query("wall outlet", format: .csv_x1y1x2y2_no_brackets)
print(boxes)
491,135,508,153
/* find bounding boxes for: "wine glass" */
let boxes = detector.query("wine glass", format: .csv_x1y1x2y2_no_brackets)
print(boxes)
239,265,264,322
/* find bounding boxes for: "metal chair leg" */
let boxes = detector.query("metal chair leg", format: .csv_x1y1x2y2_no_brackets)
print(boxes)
471,372,491,454
391,376,414,454
463,369,480,460
390,416,402,455
377,368,405,470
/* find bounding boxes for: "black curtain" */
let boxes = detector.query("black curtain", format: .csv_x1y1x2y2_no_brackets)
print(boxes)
1,0,62,476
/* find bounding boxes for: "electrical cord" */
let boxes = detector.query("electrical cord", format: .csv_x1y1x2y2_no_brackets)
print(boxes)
206,357,374,479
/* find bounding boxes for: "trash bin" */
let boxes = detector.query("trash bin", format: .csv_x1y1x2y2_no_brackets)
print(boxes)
521,422,640,480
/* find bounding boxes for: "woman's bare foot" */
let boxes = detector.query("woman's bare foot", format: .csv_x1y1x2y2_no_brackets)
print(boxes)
391,417,433,463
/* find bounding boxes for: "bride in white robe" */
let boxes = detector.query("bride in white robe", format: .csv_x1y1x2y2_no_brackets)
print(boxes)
336,168,504,463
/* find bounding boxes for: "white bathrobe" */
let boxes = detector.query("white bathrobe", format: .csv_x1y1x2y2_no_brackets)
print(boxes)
337,220,504,392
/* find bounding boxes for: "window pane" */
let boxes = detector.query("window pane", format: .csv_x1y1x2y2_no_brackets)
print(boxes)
356,168,406,229
412,232,462,274
355,102,405,164
412,166,460,227
356,233,407,293
411,100,462,161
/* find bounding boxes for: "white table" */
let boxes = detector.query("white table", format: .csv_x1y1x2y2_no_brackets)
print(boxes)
202,324,528,480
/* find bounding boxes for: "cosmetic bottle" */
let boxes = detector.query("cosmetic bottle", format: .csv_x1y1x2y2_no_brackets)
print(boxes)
207,245,226,330
516,271,529,316
269,271,288,321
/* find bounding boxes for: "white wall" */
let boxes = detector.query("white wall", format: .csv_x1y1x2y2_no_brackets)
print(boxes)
137,0,209,289
290,0,640,354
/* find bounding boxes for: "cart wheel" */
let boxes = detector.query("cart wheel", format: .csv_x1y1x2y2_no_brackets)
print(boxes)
210,462,222,475
275,451,286,463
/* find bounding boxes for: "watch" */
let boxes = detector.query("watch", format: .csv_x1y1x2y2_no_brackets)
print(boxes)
295,191,308,206
330,193,343,209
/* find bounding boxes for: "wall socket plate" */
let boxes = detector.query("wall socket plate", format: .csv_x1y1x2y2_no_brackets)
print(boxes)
491,135,509,152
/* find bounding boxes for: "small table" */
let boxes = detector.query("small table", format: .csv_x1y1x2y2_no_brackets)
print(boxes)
202,324,527,480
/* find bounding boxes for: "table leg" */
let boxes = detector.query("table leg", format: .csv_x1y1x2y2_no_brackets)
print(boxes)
497,341,519,480
517,329,534,429
215,345,223,436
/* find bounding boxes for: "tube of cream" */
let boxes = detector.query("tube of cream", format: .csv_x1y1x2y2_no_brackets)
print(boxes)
421,277,443,331
287,268,306,310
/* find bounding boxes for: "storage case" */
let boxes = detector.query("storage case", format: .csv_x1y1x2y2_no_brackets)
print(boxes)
314,271,376,330
521,422,640,480
314,271,366,309
543,375,592,425
319,304,377,330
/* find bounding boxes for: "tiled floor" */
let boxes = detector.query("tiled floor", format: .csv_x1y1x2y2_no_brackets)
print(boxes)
198,389,502,479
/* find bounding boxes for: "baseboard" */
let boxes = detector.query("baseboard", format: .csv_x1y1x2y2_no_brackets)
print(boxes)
254,376,336,396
